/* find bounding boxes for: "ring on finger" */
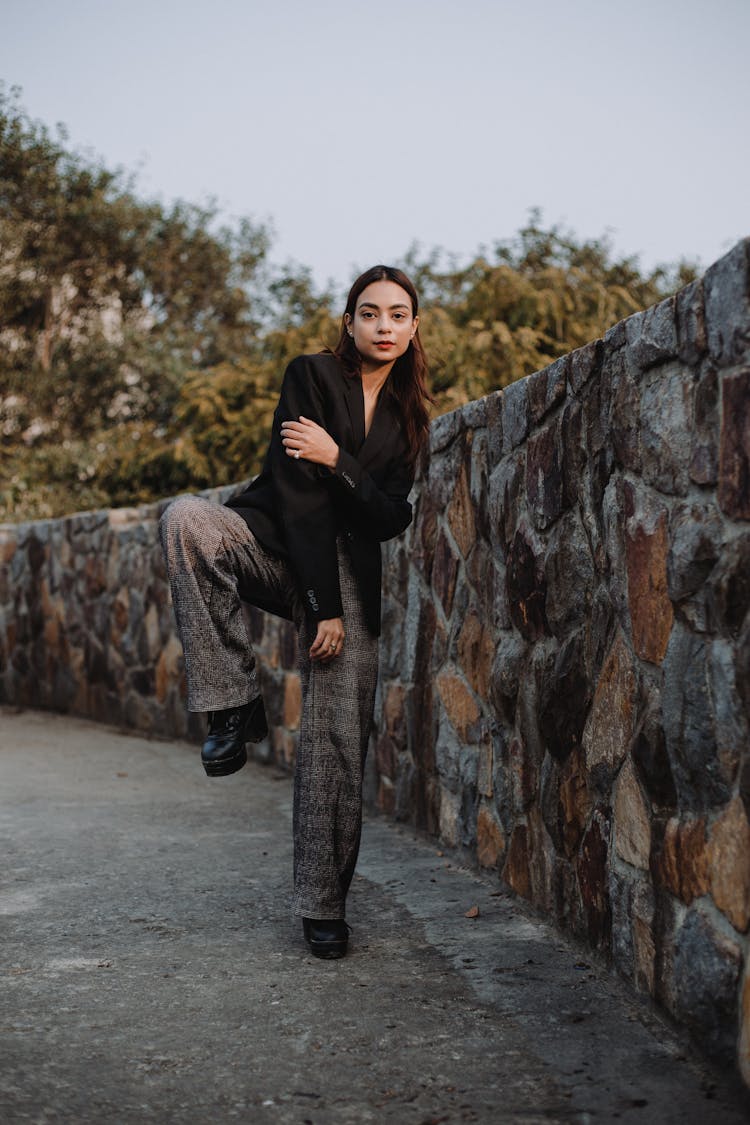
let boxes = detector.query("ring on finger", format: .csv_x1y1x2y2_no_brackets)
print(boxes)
293,449,300,459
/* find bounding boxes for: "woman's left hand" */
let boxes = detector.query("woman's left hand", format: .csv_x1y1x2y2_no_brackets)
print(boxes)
281,416,339,470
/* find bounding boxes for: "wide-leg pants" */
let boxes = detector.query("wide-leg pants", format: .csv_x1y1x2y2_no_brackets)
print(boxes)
159,495,379,919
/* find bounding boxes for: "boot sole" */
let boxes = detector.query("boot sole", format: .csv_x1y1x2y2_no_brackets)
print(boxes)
308,940,348,959
202,744,248,777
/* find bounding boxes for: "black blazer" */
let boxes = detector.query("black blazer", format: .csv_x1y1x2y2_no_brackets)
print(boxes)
225,352,414,636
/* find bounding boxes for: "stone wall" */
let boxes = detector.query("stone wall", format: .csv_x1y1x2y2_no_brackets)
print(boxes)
1,239,749,1080
374,238,750,1080
0,482,302,761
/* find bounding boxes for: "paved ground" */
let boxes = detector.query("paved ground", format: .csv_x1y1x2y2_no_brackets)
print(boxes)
1,709,749,1124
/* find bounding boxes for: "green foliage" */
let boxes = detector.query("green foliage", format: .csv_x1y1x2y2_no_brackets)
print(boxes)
401,212,695,414
0,92,697,523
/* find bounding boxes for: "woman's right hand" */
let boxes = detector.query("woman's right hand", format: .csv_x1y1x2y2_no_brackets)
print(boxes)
309,617,345,663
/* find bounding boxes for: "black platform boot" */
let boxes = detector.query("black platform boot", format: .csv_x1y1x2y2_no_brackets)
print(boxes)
201,697,268,777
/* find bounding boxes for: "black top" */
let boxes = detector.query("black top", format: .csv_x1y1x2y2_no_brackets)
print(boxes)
225,352,415,636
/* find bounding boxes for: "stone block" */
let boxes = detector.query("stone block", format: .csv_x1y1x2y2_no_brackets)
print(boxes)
544,510,595,638
527,355,569,424
375,774,395,815
436,672,480,742
411,488,438,581
583,629,638,776
632,696,677,810
526,418,565,530
477,804,505,869
539,745,590,860
506,527,548,641
610,355,641,472
707,532,750,636
632,880,656,994
559,747,591,859
429,408,462,454
674,907,742,1062
425,431,466,510
577,807,612,948
690,365,719,485
581,360,612,456
708,796,750,933
653,816,709,904
568,339,602,395
383,681,407,745
676,278,707,365
740,971,750,1088
431,530,459,618
489,633,524,723
468,435,491,547
155,634,183,704
456,610,493,702
704,238,750,367
488,451,525,553
503,823,531,900
710,639,747,787
718,367,750,519
143,602,161,661
526,805,557,912
447,463,476,558
461,395,488,431
466,542,504,632
614,756,652,870
501,377,529,453
604,319,627,350
485,390,504,468
439,787,459,847
282,673,302,730
640,363,693,496
538,630,590,764
666,502,723,603
477,731,493,797
663,626,730,812
561,399,584,508
625,297,678,371
609,867,634,976
374,733,396,780
625,507,673,664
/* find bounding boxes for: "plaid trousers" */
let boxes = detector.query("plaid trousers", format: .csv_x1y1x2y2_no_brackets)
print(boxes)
159,495,379,920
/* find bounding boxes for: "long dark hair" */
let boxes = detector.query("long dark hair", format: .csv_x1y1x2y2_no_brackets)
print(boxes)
332,265,433,466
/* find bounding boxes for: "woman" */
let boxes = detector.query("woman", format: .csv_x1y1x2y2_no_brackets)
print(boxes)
159,265,431,959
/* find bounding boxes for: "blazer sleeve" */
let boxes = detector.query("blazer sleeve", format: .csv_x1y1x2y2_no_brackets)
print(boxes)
270,356,343,621
330,445,414,542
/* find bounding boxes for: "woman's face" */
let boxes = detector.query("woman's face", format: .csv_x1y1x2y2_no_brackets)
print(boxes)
345,279,418,374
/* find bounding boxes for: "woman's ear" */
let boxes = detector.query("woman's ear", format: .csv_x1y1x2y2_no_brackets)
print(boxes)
344,312,354,338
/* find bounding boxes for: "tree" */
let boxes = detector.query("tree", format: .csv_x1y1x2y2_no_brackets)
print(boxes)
1,93,696,522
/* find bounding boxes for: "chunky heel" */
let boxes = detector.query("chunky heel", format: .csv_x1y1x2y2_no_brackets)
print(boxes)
302,918,351,959
203,744,247,777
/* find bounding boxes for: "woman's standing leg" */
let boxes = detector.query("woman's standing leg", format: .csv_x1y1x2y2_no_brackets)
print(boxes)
292,540,378,921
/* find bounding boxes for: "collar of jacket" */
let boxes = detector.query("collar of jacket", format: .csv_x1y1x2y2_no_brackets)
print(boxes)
337,361,398,471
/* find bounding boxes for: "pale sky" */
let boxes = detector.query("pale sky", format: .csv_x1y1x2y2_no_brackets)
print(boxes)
2,0,748,293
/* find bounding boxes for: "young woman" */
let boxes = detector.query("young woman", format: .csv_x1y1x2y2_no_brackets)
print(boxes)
159,265,431,959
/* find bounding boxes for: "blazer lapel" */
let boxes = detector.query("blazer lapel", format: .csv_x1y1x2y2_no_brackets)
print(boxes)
340,371,365,452
359,393,396,470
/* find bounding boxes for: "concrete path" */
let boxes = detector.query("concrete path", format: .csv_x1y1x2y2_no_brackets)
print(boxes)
1,709,748,1124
